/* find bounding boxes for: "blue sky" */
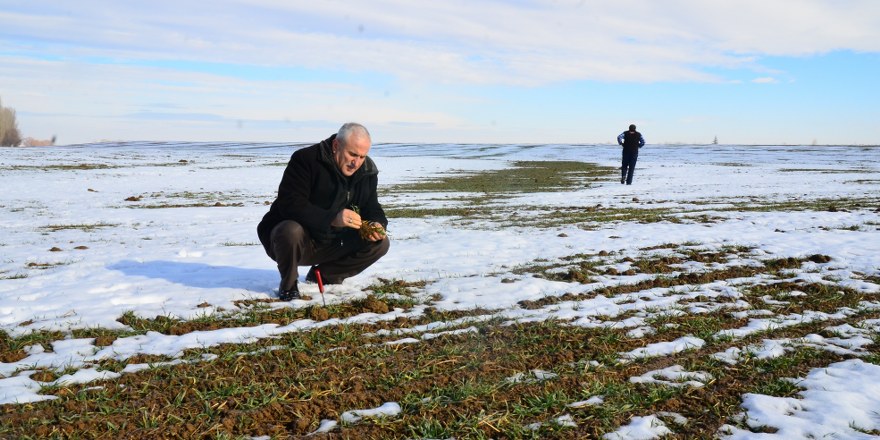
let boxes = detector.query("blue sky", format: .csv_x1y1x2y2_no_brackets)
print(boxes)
1,0,878,145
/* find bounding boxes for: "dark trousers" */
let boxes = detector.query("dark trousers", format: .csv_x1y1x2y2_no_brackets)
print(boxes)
264,220,390,291
621,150,639,185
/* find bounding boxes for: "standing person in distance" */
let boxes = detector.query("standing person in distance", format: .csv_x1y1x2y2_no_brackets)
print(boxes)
617,124,645,185
257,122,390,301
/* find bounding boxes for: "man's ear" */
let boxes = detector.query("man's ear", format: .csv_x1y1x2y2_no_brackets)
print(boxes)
331,138,338,153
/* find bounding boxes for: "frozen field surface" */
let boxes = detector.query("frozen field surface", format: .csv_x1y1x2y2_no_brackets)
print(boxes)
1,141,879,438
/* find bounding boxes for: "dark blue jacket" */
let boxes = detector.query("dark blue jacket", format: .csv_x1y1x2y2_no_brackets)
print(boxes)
617,130,645,153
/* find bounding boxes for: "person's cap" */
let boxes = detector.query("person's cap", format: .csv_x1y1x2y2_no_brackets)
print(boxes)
629,124,636,131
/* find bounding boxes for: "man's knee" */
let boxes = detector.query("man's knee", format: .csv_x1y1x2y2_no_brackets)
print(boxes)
269,221,307,260
376,237,390,258
363,237,391,262
272,221,305,244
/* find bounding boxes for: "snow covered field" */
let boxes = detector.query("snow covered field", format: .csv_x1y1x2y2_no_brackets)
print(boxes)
1,141,879,438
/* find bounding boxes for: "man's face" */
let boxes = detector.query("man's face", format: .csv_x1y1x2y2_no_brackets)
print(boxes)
332,134,371,177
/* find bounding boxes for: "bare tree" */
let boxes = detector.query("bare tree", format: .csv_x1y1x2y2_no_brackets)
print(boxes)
0,98,22,147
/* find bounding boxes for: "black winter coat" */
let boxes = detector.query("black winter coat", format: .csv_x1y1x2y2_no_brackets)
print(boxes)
257,134,387,247
622,131,643,153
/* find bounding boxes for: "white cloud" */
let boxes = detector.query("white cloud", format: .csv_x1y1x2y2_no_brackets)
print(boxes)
1,50,473,143
751,77,778,84
4,1,879,86
2,1,879,143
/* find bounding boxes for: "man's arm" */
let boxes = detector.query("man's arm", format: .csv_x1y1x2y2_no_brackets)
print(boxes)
639,134,645,148
275,152,336,234
354,173,388,242
359,174,387,229
617,132,625,146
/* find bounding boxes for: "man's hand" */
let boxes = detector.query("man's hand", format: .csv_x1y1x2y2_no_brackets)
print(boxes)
363,222,386,242
333,208,362,229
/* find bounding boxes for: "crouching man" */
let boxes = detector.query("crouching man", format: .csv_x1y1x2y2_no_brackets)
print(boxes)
257,122,389,300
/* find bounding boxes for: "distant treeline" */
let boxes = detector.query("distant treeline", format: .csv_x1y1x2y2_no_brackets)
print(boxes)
1,97,56,147
0,97,21,147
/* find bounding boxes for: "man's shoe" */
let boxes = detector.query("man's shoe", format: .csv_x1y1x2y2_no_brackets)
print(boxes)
621,178,625,184
278,282,300,301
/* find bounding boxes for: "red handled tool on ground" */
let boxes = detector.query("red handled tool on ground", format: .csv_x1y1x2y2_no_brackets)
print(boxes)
315,269,326,306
